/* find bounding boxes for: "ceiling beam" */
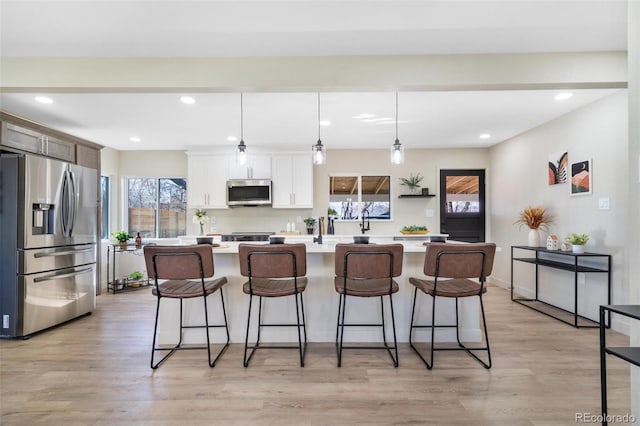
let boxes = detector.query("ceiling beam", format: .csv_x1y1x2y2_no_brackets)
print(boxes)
0,52,627,92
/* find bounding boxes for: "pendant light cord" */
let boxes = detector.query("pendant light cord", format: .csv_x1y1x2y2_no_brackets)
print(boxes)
395,91,399,141
317,92,321,141
240,92,244,142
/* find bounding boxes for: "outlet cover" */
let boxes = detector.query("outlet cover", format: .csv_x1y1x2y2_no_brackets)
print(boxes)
425,209,434,218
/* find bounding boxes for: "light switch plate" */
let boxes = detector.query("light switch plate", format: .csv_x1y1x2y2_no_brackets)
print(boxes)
425,209,434,218
598,197,610,210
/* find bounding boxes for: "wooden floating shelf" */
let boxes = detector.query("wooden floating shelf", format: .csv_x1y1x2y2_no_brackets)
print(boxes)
398,194,436,198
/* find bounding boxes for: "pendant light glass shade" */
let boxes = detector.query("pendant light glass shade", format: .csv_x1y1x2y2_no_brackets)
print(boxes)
312,93,326,165
236,93,247,165
312,140,326,165
236,140,247,165
390,91,405,165
390,139,404,165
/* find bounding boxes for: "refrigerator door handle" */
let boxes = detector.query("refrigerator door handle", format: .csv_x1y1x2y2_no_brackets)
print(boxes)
60,169,70,237
33,247,94,258
60,169,77,238
33,266,94,283
67,170,78,236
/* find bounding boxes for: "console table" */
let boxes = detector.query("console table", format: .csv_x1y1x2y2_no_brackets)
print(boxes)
600,305,640,425
511,246,611,328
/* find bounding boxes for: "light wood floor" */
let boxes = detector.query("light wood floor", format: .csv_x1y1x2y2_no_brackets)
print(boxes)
0,285,632,425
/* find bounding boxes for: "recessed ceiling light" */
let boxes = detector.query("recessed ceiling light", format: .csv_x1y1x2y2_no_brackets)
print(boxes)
35,96,53,104
129,137,141,142
362,117,392,123
227,136,237,142
554,92,573,101
319,120,331,126
353,113,375,119
180,96,196,104
479,133,491,139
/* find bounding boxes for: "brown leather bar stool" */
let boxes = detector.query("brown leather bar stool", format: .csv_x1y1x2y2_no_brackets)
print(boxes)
238,243,308,367
334,243,404,367
143,244,230,369
408,242,496,369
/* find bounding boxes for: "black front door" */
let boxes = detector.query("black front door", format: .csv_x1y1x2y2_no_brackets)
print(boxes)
439,169,485,242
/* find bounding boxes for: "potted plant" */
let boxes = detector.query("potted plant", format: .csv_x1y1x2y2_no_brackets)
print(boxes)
193,209,209,236
565,233,589,254
128,270,145,287
112,230,133,249
400,225,429,235
514,205,553,247
303,217,317,235
399,172,424,194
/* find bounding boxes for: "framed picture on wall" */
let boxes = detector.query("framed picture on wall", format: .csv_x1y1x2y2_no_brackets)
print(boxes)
570,159,592,196
548,151,568,185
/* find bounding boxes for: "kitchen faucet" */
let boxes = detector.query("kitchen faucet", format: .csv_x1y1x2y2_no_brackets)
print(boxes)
360,210,370,234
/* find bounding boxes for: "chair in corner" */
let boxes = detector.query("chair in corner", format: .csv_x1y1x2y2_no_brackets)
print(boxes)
143,244,230,369
408,242,496,369
334,243,404,367
238,243,308,367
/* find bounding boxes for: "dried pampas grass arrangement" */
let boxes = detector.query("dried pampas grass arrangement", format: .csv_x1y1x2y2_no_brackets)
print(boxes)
514,205,553,231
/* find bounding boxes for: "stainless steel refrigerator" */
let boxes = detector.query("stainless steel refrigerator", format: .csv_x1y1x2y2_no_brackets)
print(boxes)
0,153,97,338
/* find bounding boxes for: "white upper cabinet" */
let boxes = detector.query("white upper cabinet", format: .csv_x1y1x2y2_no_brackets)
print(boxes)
227,155,271,180
187,154,228,209
271,154,313,208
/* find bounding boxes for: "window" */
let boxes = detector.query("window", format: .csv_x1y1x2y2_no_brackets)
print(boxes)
329,175,391,220
100,176,109,239
127,177,187,238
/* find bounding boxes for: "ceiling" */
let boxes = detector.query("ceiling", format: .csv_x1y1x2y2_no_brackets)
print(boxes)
0,1,629,152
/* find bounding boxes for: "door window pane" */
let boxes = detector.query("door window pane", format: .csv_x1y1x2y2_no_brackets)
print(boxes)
445,175,479,213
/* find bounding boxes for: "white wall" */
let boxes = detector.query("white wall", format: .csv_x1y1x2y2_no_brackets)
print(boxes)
489,91,628,328
102,147,491,237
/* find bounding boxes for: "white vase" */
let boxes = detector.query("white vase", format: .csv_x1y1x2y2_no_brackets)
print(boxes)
572,244,585,254
528,229,540,247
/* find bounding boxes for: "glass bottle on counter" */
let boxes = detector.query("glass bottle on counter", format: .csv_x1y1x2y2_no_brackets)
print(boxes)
135,232,142,249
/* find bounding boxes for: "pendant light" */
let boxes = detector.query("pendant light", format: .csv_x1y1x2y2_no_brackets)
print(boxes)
312,92,326,165
390,91,405,165
236,92,247,165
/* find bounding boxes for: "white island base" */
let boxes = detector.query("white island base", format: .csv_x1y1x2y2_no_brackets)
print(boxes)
156,239,483,346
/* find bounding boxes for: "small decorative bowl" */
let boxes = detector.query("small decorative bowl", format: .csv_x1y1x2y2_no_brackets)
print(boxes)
196,237,213,245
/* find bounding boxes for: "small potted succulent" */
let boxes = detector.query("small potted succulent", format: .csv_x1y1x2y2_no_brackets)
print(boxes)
303,217,317,235
565,233,589,254
112,230,133,249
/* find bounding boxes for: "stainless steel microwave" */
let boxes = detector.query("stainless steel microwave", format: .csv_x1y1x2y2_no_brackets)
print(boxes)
226,179,272,206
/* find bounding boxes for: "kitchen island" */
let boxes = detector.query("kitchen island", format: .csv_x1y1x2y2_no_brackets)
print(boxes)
155,235,484,346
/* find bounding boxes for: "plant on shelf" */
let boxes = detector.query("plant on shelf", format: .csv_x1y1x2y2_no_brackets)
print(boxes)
303,217,317,235
192,209,209,235
129,271,144,281
514,205,553,247
566,233,589,254
399,172,424,194
112,230,133,247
